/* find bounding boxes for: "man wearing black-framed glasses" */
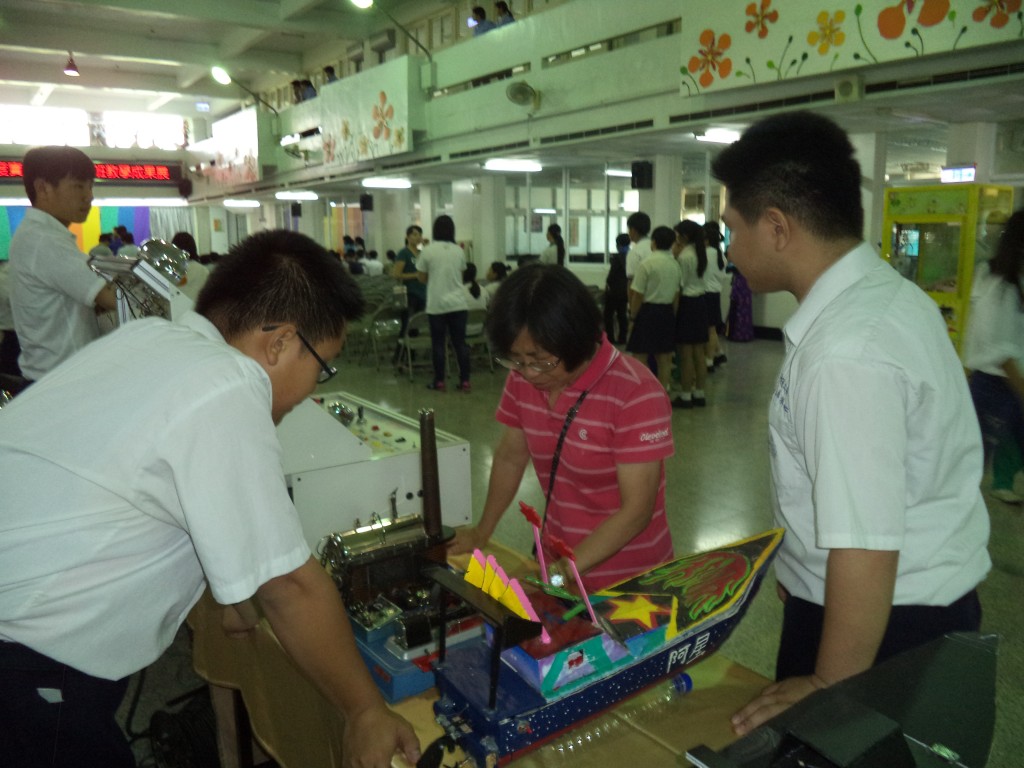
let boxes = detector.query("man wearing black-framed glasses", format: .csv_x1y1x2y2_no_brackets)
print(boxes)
0,230,420,768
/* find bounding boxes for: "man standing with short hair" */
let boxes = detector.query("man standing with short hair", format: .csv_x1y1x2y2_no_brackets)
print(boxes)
9,146,116,383
0,229,420,768
625,211,652,282
719,112,991,735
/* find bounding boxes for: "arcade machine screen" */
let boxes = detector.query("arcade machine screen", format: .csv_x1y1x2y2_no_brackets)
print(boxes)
892,222,962,293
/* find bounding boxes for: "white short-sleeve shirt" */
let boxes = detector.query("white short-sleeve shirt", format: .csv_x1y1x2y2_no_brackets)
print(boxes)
625,237,651,279
677,245,705,297
418,241,468,315
631,250,681,305
963,263,1024,375
769,243,990,607
0,312,310,679
9,208,107,379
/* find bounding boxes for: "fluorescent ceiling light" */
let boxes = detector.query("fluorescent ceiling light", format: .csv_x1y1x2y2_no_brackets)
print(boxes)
484,158,542,172
93,198,188,207
604,169,632,178
0,198,30,206
696,128,741,144
275,190,318,201
349,0,374,8
533,208,556,214
362,177,412,189
224,199,261,208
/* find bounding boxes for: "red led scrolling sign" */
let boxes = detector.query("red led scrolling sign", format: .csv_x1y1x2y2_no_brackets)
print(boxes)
0,160,182,184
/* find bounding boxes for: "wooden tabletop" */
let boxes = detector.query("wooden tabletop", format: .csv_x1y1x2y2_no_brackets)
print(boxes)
190,545,770,768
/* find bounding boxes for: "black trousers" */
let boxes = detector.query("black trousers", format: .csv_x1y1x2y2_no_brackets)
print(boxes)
0,642,134,768
603,293,628,344
775,589,982,681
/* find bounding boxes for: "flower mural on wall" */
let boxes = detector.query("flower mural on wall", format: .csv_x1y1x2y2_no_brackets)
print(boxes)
688,29,733,89
372,91,393,141
808,9,847,53
973,0,1022,28
746,0,780,37
680,0,1019,99
878,0,950,39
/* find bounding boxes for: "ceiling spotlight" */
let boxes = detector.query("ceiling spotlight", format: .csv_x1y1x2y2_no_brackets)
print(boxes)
211,66,232,86
63,51,80,77
211,66,278,116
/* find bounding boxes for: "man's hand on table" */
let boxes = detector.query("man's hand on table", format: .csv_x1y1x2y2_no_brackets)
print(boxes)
343,703,420,768
730,674,826,736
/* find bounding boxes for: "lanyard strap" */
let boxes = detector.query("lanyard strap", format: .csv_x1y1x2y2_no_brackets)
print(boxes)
544,389,589,518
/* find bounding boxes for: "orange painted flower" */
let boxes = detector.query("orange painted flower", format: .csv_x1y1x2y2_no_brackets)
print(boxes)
371,91,393,141
688,29,733,89
878,0,950,39
972,0,1022,28
808,10,846,54
745,0,779,38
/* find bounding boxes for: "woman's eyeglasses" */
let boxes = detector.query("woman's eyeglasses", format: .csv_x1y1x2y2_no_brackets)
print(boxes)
493,356,561,373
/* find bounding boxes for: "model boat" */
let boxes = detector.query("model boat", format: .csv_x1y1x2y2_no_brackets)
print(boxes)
425,526,784,766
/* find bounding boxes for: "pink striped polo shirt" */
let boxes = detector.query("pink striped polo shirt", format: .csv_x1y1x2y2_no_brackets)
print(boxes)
496,334,675,591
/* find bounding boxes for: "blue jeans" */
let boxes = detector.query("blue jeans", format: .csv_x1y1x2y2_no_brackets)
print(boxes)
428,310,470,385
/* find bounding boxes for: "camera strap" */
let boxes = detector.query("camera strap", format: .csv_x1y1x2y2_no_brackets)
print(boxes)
542,388,589,532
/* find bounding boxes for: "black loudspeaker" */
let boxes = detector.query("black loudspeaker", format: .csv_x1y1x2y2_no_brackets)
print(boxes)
177,178,193,198
631,161,653,190
359,193,374,211
290,202,302,217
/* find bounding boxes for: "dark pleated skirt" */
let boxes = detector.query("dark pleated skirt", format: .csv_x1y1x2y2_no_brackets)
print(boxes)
627,303,676,355
675,295,709,344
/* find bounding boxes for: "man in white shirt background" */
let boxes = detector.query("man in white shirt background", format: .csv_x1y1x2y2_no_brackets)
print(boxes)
8,146,117,383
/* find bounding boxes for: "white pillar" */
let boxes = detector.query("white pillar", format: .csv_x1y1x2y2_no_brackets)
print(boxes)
947,123,997,182
367,189,411,256
452,179,478,263
418,185,436,235
638,154,683,228
850,131,887,253
472,175,506,266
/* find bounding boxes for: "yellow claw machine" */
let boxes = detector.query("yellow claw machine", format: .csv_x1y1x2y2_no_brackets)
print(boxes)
882,183,1014,354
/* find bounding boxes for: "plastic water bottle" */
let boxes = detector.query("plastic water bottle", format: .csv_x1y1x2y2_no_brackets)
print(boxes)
540,674,693,762
618,672,694,723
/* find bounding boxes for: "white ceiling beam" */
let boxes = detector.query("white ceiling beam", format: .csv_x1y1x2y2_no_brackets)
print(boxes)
219,28,275,60
29,84,55,107
0,60,212,99
17,0,370,36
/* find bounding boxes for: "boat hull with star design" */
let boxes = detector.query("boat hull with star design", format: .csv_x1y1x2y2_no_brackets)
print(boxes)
433,528,784,765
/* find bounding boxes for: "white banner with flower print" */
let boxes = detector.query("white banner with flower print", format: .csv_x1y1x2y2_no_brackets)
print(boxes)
681,1,1022,97
320,57,415,167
